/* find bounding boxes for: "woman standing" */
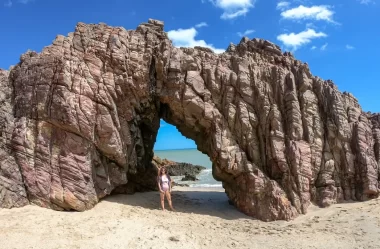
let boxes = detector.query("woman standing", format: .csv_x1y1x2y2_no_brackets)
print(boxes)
157,167,175,211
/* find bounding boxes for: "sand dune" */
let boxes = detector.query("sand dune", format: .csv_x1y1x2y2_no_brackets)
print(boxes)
0,187,379,249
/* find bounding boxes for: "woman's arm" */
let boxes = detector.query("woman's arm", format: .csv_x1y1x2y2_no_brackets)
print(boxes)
169,176,172,192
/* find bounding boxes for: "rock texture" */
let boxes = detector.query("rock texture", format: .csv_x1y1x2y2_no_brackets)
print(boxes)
0,69,29,208
0,19,379,221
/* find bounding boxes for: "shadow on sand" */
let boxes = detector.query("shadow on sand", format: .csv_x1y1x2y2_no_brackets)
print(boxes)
103,189,253,220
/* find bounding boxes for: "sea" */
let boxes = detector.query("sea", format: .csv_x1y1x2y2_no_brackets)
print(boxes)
154,149,222,188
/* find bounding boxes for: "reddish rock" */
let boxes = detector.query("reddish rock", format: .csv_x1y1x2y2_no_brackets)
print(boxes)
0,19,379,221
0,69,29,208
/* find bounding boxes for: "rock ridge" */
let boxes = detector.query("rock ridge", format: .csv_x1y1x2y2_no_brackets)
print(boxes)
0,19,379,221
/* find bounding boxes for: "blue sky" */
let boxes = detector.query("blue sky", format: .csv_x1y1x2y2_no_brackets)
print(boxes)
1,0,379,150
155,120,196,151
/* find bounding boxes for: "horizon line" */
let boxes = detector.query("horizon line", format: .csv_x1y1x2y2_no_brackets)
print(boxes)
154,147,197,152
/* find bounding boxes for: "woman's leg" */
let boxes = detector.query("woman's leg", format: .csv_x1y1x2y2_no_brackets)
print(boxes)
160,191,165,211
165,191,175,211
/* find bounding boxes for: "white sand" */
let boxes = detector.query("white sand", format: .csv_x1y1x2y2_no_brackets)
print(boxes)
1,186,379,249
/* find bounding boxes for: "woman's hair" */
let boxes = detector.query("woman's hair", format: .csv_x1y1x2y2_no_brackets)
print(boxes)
158,167,166,176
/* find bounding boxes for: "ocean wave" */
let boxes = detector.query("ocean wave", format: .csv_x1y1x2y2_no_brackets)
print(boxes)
189,183,223,188
202,169,212,173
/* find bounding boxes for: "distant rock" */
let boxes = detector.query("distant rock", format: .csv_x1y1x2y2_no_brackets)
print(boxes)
181,173,199,182
172,182,190,187
152,156,206,176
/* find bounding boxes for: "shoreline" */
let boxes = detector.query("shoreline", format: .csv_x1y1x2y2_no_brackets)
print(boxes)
1,186,379,249
153,150,219,188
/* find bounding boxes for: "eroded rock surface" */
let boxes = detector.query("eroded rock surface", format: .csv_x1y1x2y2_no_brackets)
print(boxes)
0,19,379,221
0,69,29,208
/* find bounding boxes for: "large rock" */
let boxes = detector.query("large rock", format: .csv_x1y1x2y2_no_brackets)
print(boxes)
0,19,379,221
152,156,206,176
181,173,199,182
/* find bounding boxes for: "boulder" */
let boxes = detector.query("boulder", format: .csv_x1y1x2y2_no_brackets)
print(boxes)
181,173,199,182
151,156,206,176
172,182,190,187
166,163,206,177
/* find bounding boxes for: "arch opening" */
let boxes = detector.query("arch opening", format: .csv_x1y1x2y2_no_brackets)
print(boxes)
111,115,236,219
154,119,221,188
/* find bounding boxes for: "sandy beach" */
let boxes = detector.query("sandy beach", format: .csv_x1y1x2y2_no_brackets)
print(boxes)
0,186,379,249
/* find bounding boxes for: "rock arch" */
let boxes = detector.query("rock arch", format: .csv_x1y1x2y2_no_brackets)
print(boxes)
0,19,379,221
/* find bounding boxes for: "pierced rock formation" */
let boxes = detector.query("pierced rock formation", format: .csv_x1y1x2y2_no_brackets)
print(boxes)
0,19,379,221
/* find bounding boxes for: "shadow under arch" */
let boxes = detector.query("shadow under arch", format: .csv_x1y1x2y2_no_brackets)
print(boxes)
104,189,251,221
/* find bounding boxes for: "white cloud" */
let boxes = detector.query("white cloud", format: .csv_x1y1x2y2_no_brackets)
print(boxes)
358,0,374,4
4,0,12,7
346,44,355,50
320,43,328,50
159,120,168,127
3,0,34,6
277,1,290,10
277,28,327,50
195,22,208,28
221,8,249,19
237,29,255,37
311,46,317,50
208,0,255,19
168,27,225,54
281,5,336,23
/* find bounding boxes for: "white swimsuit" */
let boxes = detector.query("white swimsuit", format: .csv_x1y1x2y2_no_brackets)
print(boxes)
161,175,169,191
